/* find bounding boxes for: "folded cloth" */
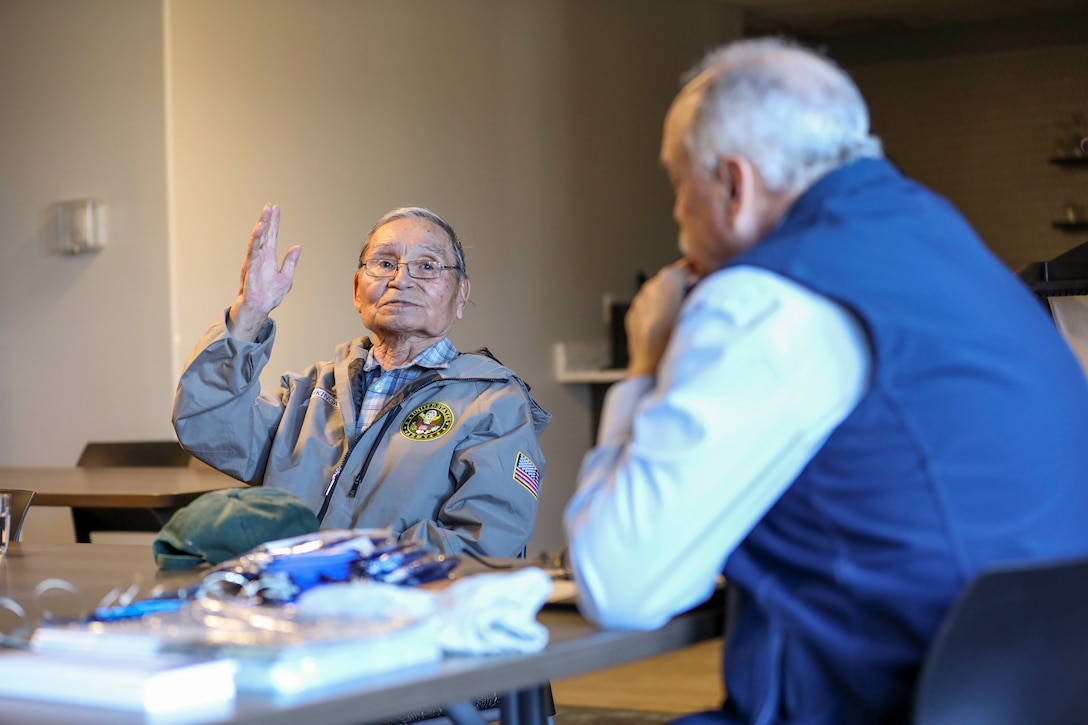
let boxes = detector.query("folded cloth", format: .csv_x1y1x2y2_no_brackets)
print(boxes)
295,580,438,625
437,567,553,655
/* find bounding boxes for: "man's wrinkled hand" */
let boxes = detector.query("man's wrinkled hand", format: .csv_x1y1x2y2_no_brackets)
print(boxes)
625,260,697,377
227,203,302,341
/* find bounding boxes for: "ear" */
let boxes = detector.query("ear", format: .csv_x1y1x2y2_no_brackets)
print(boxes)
455,278,471,319
352,270,365,313
716,155,764,239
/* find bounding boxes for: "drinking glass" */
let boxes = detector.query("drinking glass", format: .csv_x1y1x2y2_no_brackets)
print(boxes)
0,493,10,558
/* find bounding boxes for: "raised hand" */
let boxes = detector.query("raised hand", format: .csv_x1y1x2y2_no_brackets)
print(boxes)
227,203,302,342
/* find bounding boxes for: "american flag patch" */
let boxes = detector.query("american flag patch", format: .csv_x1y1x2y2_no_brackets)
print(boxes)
512,451,541,498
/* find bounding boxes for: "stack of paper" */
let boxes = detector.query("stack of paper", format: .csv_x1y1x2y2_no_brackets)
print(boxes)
0,650,237,715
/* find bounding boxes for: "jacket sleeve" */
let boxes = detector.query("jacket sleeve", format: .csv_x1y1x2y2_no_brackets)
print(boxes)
399,380,550,557
171,313,291,483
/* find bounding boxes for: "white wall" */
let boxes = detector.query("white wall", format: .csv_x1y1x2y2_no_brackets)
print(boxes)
0,0,174,465
0,0,175,542
2,0,741,551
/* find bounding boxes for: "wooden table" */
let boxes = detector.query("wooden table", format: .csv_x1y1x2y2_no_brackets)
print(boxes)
0,542,726,725
0,467,246,542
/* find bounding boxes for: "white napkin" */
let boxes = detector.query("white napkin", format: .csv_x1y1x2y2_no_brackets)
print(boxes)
437,567,553,655
296,579,438,623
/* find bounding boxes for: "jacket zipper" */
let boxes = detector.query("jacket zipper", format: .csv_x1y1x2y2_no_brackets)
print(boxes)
317,456,349,524
347,403,401,499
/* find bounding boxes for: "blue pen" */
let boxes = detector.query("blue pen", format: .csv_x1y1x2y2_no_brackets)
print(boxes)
91,598,185,622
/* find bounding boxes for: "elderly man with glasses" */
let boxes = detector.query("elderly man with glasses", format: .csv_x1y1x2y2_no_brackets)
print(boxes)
174,204,550,556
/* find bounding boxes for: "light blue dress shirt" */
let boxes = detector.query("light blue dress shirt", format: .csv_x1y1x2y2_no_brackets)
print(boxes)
564,266,871,629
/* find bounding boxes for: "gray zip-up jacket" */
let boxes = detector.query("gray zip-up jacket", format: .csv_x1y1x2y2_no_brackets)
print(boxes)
173,316,550,557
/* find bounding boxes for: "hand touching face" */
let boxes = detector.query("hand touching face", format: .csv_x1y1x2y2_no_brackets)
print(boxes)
625,260,698,377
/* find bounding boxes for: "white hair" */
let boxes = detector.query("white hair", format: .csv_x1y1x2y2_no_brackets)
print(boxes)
358,206,467,280
683,38,883,194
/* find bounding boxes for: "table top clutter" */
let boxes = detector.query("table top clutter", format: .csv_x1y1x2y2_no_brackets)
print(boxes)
0,541,724,725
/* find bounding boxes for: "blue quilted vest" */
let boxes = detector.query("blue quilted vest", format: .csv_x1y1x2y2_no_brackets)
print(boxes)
717,159,1088,724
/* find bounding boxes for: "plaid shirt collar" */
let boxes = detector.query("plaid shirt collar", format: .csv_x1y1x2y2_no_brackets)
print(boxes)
356,338,457,432
362,337,457,374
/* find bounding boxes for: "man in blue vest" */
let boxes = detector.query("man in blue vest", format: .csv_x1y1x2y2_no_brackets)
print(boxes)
564,37,1088,724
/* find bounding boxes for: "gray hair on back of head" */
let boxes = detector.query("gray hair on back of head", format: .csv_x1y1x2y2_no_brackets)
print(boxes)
683,37,883,195
358,206,468,279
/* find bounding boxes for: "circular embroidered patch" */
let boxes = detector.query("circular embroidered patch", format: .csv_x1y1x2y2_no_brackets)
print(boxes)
400,402,455,441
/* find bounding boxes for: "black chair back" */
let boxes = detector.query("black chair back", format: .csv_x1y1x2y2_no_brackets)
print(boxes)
77,441,193,468
913,555,1088,725
73,440,196,542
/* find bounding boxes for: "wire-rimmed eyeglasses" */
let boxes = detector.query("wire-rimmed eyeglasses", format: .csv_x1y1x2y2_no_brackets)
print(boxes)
360,259,459,280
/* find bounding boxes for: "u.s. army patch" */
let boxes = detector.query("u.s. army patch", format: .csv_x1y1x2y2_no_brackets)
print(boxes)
401,402,455,441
